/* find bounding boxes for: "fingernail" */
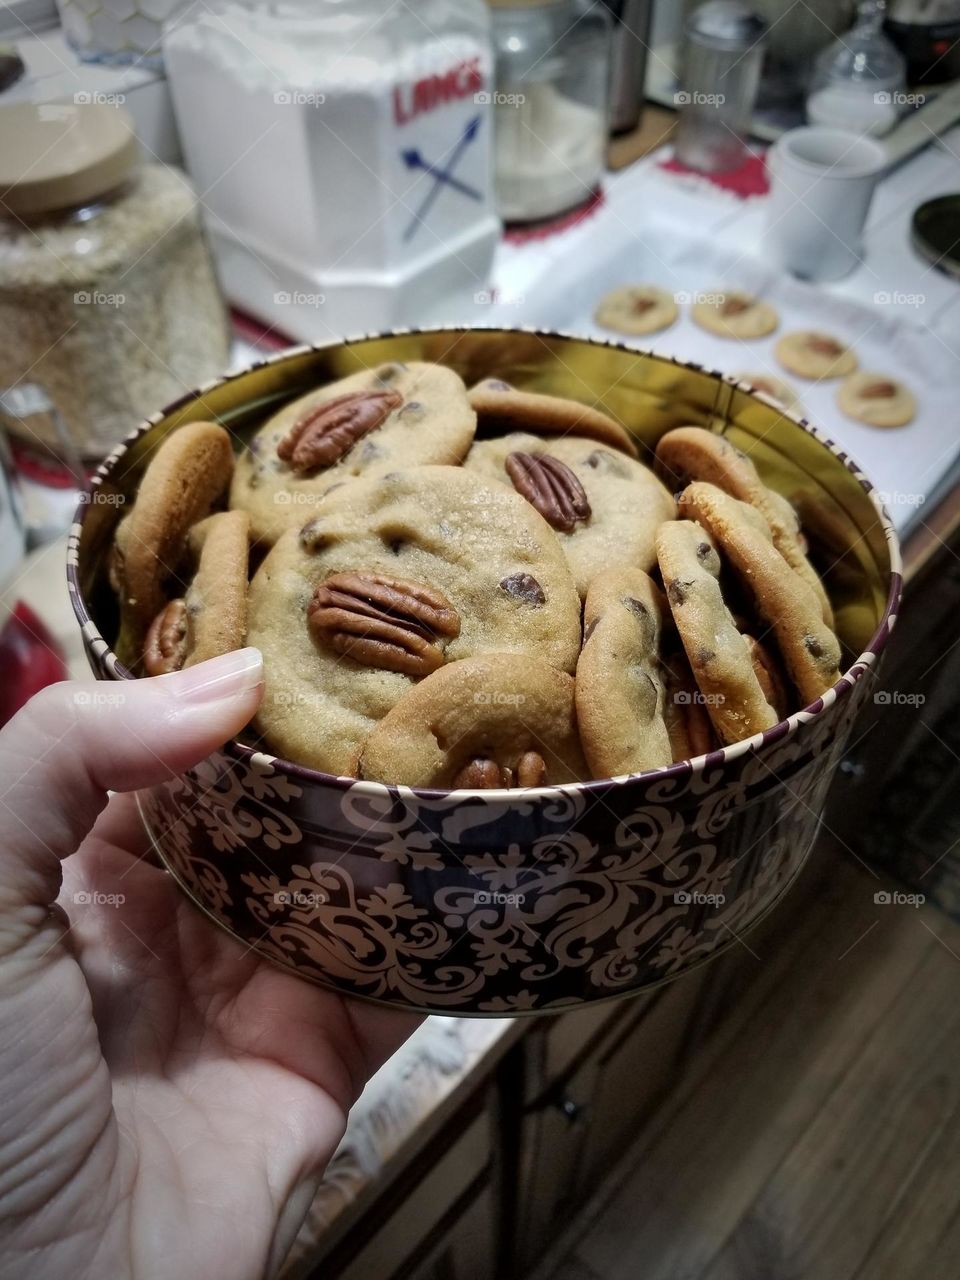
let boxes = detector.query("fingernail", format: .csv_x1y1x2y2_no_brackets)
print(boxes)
159,647,264,702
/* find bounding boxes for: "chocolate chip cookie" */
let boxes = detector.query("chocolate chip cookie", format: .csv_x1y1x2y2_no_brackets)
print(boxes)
111,420,235,666
465,432,676,597
575,567,672,777
467,378,639,457
357,653,589,788
656,519,779,745
654,426,833,625
143,509,250,675
690,291,779,339
230,362,476,546
246,466,582,775
837,372,915,428
677,482,842,705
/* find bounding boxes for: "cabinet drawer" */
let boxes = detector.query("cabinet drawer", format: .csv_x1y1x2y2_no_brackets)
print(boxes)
401,1179,496,1280
334,1112,490,1280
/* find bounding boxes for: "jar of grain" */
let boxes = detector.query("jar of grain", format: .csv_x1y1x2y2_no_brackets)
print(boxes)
0,102,229,459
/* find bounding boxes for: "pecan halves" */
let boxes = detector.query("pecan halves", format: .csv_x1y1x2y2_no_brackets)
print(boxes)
505,452,591,533
452,751,547,789
860,380,898,399
278,389,403,474
143,599,189,675
806,335,844,358
307,572,460,675
720,295,751,317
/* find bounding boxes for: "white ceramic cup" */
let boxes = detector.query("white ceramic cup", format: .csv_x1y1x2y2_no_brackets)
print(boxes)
764,127,888,282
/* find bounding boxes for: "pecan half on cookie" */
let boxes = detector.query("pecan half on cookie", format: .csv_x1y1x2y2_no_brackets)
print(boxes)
278,389,403,474
505,451,591,532
308,571,460,675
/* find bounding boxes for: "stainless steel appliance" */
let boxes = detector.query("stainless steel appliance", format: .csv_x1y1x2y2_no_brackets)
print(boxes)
603,0,653,134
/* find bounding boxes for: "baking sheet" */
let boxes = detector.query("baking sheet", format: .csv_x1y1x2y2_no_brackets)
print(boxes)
490,218,958,534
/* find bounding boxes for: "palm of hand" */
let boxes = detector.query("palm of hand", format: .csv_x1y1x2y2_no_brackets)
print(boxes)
2,792,416,1280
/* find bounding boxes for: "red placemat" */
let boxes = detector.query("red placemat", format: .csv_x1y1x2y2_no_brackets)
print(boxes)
503,187,606,244
657,149,770,198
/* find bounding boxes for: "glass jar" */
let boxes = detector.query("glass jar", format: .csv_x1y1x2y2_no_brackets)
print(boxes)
0,103,229,459
806,0,907,137
674,2,767,174
488,0,612,223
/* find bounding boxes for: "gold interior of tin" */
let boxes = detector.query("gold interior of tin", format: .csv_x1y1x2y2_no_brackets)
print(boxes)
77,330,893,667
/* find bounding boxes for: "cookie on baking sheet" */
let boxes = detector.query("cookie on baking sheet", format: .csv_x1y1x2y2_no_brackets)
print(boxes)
111,420,235,666
594,285,679,337
678,482,842,705
357,653,589,788
774,330,857,380
837,372,916,428
142,509,250,676
654,426,833,626
734,372,803,412
467,378,639,458
230,361,476,546
690,290,778,339
465,432,676,597
575,567,672,777
246,466,582,776
656,519,779,745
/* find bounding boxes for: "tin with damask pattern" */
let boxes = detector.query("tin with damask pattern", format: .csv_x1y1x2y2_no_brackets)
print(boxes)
68,329,901,1015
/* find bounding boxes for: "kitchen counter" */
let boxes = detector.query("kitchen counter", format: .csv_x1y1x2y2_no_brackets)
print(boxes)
8,129,959,1276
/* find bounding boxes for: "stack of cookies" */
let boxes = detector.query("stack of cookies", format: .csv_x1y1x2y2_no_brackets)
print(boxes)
108,360,844,788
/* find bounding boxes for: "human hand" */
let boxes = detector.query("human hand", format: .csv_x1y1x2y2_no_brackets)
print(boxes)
0,650,419,1280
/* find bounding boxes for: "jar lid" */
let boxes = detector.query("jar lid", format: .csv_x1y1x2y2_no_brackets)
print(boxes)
686,1,767,50
0,102,139,218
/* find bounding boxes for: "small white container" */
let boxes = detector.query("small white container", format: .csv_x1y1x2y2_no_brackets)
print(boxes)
764,126,887,282
164,0,501,340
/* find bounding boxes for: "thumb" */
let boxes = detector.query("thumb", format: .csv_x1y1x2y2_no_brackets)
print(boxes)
0,647,263,910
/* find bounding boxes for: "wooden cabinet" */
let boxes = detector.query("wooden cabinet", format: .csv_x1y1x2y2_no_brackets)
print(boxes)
510,971,708,1275
302,1098,497,1280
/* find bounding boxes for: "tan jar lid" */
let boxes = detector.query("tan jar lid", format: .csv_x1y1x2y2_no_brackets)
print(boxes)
0,102,139,218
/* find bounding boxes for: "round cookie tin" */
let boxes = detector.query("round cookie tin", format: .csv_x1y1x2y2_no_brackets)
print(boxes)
68,329,901,1016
